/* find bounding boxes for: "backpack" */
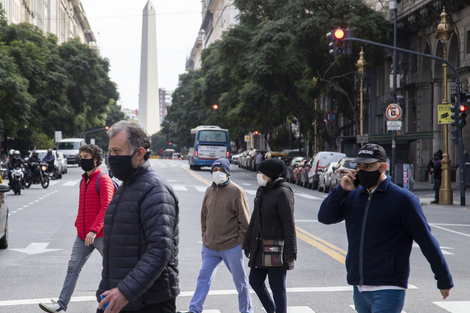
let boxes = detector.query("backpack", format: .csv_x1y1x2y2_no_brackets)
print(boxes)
80,172,119,194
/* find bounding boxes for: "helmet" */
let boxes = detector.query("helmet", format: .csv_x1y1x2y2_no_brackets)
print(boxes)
14,150,20,159
9,149,14,156
32,150,38,157
47,149,52,154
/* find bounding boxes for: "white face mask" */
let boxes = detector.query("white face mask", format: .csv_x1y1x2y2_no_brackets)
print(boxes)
257,173,268,186
212,171,228,185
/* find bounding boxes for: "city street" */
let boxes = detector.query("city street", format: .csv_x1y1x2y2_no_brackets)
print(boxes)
0,159,468,312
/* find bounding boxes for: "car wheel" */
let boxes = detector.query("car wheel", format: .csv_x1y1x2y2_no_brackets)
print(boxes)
0,217,8,249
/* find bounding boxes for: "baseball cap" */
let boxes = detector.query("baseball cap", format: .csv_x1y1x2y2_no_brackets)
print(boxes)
352,143,387,164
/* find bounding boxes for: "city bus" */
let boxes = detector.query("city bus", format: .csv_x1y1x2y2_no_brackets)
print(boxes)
188,125,229,170
162,149,175,159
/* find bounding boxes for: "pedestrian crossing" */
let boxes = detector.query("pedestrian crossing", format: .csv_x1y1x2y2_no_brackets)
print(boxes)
190,301,470,313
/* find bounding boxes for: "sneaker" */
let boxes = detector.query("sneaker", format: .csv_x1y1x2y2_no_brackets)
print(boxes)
39,300,63,312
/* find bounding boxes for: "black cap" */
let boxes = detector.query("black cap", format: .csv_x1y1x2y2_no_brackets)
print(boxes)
258,159,285,180
352,143,387,164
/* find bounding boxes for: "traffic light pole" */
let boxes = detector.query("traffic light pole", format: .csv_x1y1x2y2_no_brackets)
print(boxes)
346,36,466,206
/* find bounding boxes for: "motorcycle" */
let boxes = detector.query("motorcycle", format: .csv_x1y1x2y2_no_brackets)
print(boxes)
25,162,49,189
11,166,24,195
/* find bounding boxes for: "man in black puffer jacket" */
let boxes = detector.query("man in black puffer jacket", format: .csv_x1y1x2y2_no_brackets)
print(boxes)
97,121,179,313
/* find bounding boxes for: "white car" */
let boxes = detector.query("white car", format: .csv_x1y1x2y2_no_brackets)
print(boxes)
57,152,68,174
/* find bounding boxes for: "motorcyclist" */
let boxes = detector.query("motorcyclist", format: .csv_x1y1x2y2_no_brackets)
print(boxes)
8,150,25,187
42,149,55,176
26,150,41,182
5,149,15,183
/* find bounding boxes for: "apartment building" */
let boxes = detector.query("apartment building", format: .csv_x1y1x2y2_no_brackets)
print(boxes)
0,0,96,50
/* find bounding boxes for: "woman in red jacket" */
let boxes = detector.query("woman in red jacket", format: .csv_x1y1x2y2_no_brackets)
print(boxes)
40,144,115,313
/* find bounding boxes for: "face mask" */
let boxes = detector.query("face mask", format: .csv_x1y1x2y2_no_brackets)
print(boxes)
212,171,227,185
357,168,382,190
80,158,95,172
257,173,268,187
108,151,137,181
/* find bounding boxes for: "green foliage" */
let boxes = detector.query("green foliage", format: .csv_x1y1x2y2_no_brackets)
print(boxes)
160,0,389,152
0,13,119,153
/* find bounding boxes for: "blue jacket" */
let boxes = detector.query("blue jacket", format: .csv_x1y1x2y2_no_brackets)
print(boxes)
318,176,453,290
96,161,179,310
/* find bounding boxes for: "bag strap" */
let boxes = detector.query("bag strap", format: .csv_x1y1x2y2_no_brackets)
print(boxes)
95,172,105,194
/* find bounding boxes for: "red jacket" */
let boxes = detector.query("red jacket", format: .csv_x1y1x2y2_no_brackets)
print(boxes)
75,167,114,240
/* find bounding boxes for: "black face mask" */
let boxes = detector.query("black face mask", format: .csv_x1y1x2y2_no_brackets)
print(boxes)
107,150,137,181
357,169,382,190
80,158,95,172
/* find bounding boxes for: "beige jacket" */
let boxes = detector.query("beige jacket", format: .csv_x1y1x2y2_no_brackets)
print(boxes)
201,180,250,251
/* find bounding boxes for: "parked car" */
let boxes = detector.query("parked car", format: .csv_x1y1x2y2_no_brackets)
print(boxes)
286,157,304,183
307,151,346,190
0,183,10,248
329,157,358,190
299,158,313,187
231,153,243,164
172,153,181,160
29,150,63,180
57,152,68,174
318,161,338,193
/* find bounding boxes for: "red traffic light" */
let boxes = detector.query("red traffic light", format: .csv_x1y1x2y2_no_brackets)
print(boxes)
212,104,218,110
254,130,259,135
169,142,172,146
459,104,467,112
334,28,345,40
105,126,109,130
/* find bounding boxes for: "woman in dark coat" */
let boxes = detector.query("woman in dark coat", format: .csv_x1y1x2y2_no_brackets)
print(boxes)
243,158,297,313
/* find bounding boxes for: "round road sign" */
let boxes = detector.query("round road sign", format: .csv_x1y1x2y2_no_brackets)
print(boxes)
325,111,337,123
386,104,402,120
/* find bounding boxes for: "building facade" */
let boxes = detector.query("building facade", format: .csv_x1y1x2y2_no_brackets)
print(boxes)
0,0,97,50
186,0,239,70
159,88,172,122
361,0,470,182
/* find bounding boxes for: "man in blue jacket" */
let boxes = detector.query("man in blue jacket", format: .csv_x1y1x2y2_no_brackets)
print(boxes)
97,120,179,313
318,143,453,313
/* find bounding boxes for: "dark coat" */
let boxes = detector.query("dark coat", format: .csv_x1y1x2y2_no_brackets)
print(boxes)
243,178,297,270
96,162,179,310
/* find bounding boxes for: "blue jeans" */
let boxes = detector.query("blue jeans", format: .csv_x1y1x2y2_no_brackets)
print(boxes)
189,244,253,313
58,236,104,311
353,286,406,313
249,268,287,313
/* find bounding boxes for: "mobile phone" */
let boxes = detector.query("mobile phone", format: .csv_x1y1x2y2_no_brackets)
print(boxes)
101,295,109,311
353,174,360,188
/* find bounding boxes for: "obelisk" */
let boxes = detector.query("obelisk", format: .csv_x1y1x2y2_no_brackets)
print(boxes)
138,0,160,135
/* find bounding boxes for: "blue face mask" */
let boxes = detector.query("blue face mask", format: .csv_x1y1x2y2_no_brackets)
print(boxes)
107,150,137,181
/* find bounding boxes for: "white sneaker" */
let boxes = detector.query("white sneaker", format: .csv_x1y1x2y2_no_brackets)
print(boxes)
39,300,63,312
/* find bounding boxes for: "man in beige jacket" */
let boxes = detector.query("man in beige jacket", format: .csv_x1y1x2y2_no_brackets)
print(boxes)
181,158,253,313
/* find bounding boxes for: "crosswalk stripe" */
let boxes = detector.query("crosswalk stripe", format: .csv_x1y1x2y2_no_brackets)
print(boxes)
172,185,188,191
350,305,406,313
287,306,315,312
245,189,257,195
296,194,324,200
433,301,470,312
193,185,208,192
63,180,80,186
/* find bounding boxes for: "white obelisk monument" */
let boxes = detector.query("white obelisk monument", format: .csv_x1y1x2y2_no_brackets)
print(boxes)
138,0,160,135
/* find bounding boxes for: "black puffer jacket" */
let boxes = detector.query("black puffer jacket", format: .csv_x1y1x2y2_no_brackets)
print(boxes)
243,178,296,270
96,162,179,310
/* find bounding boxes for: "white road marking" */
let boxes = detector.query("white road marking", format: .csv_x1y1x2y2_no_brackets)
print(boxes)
193,185,208,192
63,180,80,186
287,307,315,313
296,194,324,200
433,301,470,312
172,185,188,191
245,189,257,195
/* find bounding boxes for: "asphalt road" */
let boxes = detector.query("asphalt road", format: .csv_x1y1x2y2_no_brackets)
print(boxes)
0,159,468,313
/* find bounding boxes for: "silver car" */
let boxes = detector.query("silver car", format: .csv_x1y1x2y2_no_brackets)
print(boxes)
0,183,10,249
318,161,338,193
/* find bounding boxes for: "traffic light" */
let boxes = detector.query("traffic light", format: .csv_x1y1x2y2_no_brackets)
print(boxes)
326,28,352,56
451,93,468,128
105,126,109,130
212,104,218,113
450,128,459,144
254,130,259,135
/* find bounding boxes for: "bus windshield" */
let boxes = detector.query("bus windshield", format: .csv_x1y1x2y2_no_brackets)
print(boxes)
198,130,228,143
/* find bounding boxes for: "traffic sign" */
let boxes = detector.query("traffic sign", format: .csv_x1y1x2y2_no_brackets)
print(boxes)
387,120,402,131
386,104,402,120
438,104,452,124
356,134,369,143
325,111,337,123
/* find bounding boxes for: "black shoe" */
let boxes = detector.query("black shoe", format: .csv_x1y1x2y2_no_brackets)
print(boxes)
431,199,439,204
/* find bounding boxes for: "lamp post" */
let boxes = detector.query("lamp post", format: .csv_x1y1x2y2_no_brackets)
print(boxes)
436,7,454,205
356,48,367,144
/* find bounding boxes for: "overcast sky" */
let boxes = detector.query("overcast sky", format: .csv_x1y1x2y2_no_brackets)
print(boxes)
80,0,202,110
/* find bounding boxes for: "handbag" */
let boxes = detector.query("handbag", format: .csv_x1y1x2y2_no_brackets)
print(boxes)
256,204,284,267
261,239,284,267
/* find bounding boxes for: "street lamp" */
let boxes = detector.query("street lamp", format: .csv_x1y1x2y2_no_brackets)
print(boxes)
356,47,367,145
436,7,454,205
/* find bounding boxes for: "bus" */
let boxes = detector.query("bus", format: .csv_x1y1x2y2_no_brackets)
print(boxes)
189,125,229,170
162,149,175,159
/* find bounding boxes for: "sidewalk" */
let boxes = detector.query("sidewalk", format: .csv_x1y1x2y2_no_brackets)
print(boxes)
412,181,470,208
